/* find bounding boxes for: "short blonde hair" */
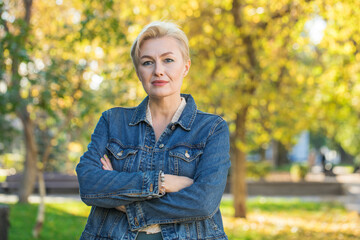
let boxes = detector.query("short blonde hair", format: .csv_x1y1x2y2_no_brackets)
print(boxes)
130,21,190,70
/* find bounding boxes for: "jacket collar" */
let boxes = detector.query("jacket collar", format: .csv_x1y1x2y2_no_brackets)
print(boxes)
129,94,197,131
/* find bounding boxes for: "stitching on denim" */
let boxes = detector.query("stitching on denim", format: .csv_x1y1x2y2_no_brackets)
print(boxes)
169,150,203,162
129,105,140,126
184,104,197,130
125,205,134,232
195,221,201,239
145,207,220,227
106,144,138,161
108,138,143,150
209,117,224,137
136,201,147,228
108,210,124,237
168,142,205,149
97,208,109,236
80,188,150,199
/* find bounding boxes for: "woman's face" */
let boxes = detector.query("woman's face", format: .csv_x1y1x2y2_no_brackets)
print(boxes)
137,37,190,100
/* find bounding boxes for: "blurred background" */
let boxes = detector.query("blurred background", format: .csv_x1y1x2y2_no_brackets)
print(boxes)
0,0,359,239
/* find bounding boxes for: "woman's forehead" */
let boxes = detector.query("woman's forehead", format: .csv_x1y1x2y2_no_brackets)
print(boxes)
140,37,182,57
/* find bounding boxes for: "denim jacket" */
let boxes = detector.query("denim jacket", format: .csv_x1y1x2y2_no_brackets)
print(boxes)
76,94,231,240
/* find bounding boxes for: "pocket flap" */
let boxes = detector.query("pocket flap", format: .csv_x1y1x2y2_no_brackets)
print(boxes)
106,141,138,160
169,147,203,163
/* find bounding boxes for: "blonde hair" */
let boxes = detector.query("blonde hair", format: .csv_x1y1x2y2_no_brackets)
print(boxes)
130,21,190,70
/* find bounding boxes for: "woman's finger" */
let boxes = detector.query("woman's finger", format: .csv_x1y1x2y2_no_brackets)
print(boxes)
103,154,114,170
100,158,110,170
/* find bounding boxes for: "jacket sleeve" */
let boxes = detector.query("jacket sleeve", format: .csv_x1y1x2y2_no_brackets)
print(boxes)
76,111,163,208
125,118,231,230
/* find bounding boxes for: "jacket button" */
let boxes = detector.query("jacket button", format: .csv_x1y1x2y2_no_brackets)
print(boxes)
117,151,123,157
159,144,164,149
171,125,175,130
185,151,190,158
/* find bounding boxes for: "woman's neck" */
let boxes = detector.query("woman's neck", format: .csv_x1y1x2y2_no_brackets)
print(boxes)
148,94,182,122
148,94,182,141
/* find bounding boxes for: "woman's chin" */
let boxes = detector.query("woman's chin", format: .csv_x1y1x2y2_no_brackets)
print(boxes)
148,90,179,99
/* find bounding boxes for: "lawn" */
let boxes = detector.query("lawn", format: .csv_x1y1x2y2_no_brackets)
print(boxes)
2,197,359,240
221,198,360,240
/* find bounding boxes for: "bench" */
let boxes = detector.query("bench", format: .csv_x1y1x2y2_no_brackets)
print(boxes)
0,173,79,194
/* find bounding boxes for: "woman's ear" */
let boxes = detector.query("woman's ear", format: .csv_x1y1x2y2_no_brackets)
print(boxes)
183,60,191,77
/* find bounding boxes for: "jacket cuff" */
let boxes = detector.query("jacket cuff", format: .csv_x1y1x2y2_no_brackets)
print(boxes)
125,201,146,230
143,170,164,197
137,170,162,197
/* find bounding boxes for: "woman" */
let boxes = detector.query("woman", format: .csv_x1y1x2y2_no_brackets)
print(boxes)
76,21,230,240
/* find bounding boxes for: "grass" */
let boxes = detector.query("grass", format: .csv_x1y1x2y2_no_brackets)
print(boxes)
5,202,89,240
2,198,360,240
221,197,360,240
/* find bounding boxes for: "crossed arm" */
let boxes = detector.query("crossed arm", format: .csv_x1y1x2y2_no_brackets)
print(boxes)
77,113,230,229
100,154,194,212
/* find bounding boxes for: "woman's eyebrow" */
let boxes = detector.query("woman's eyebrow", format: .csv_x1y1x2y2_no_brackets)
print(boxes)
140,52,174,59
160,51,174,57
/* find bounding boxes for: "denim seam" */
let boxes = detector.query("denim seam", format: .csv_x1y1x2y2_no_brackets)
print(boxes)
97,208,109,236
208,117,224,137
136,201,147,228
107,210,124,238
80,189,152,199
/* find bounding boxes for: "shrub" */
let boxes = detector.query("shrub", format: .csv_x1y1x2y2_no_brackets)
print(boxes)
290,164,309,181
246,161,272,180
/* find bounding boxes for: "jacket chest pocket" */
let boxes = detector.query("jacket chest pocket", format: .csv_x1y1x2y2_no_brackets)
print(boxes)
106,140,138,172
169,146,203,177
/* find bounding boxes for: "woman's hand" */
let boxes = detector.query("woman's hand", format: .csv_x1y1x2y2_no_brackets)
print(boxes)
101,154,113,171
164,174,193,193
115,205,126,213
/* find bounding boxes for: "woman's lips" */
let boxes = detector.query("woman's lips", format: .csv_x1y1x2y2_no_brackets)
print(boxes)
152,80,168,86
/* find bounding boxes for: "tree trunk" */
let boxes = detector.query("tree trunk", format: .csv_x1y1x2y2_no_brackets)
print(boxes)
260,147,266,161
14,0,35,204
33,171,46,238
18,110,38,203
0,205,10,240
231,109,248,218
33,141,52,238
272,140,288,167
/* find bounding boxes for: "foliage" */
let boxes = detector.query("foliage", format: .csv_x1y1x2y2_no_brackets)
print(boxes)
0,175,6,182
246,161,272,180
272,164,292,173
309,1,360,158
3,199,359,240
290,164,309,182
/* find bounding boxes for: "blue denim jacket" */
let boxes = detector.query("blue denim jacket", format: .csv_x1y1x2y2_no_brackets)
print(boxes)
76,94,230,240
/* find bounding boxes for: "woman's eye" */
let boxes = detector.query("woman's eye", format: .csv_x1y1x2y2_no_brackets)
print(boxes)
142,61,153,66
164,58,174,63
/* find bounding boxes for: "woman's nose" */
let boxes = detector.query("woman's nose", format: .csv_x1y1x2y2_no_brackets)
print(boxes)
154,62,164,76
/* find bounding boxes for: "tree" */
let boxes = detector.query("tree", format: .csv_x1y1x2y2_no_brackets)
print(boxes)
309,0,360,161
184,0,317,218
0,0,38,203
